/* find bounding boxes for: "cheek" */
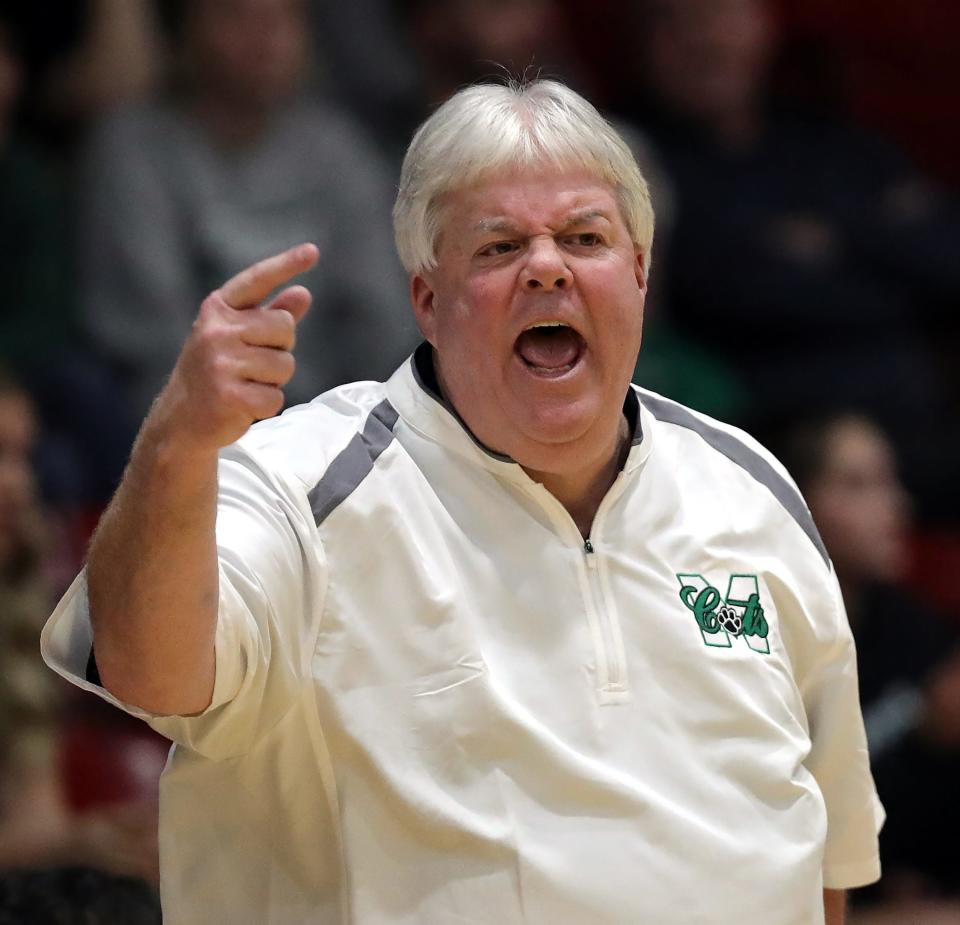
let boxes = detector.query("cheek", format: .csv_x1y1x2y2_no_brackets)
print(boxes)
471,275,495,302
433,303,484,367
596,289,645,361
437,283,510,354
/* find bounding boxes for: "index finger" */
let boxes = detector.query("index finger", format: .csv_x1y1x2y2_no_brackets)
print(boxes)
220,243,319,309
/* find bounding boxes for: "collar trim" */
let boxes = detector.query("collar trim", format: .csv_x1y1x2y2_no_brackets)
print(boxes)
406,340,646,466
411,343,514,463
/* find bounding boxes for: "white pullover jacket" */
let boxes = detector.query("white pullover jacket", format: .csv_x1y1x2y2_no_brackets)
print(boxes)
43,345,882,924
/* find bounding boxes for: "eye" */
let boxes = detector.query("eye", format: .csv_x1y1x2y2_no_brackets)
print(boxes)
477,240,517,258
566,232,603,248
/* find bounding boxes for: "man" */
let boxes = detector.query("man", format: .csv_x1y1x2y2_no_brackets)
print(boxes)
42,80,880,924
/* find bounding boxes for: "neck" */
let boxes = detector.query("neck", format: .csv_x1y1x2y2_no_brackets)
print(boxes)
423,346,632,538
525,414,631,539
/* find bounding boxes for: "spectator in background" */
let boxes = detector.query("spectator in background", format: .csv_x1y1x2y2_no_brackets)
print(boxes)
0,10,141,509
0,866,161,924
773,0,960,189
615,0,960,522
0,375,53,825
776,412,960,912
0,371,160,884
0,18,72,379
407,0,592,106
349,0,597,175
308,0,422,171
0,0,161,155
78,0,416,421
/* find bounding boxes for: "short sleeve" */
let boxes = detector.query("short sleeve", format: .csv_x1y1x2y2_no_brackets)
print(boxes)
800,568,884,889
41,443,326,760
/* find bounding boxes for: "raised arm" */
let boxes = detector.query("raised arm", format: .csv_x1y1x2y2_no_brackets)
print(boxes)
86,244,319,716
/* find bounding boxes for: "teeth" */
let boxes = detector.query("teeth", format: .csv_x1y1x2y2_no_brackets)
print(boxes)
524,321,570,331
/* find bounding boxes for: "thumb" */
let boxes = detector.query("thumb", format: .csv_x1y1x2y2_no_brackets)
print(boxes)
265,284,313,325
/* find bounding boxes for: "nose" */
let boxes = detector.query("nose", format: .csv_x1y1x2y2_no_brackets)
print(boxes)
520,237,573,292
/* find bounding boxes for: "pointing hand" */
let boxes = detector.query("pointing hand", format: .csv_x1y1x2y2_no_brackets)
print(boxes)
153,243,320,456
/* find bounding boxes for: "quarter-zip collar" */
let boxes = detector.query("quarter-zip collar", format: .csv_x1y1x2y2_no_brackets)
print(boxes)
385,342,654,482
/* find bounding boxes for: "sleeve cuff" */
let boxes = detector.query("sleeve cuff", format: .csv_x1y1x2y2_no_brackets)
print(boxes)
823,854,882,890
41,568,248,724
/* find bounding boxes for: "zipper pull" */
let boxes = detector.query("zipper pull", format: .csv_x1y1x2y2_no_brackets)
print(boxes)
584,538,598,567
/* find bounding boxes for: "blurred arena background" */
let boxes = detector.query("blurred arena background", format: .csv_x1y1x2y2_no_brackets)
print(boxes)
0,1,958,920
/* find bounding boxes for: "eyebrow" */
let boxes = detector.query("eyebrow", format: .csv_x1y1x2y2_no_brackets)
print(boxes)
472,209,613,236
558,209,611,231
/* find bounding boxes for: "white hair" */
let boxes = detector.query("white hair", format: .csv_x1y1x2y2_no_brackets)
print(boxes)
393,79,655,276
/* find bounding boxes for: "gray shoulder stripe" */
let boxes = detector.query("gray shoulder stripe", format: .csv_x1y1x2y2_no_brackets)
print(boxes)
308,399,399,525
641,394,830,566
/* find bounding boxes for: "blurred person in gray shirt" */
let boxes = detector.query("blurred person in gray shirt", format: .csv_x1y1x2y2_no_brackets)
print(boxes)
78,0,415,420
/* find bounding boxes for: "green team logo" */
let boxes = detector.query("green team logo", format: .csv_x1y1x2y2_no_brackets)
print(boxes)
676,574,771,655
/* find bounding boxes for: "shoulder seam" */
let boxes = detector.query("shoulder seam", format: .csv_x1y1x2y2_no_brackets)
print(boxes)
640,392,830,566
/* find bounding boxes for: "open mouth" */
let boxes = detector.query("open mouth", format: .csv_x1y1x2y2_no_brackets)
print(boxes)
514,321,586,376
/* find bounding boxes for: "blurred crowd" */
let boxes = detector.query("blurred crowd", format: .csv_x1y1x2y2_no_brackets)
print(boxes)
0,0,958,920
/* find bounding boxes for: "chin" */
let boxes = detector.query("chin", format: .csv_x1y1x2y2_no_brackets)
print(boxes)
514,397,600,444
507,408,615,473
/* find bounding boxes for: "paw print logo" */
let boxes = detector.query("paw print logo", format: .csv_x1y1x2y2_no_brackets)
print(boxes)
717,605,743,637
677,575,771,654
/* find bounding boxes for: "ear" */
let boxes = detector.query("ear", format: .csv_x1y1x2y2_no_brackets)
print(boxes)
410,274,439,346
634,247,648,292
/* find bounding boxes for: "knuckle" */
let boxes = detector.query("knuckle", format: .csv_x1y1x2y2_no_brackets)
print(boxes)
195,318,226,352
265,310,295,346
208,350,234,381
278,308,296,333
247,387,282,419
213,375,244,409
190,316,211,344
276,351,295,381
278,321,296,347
266,389,285,416
198,292,226,320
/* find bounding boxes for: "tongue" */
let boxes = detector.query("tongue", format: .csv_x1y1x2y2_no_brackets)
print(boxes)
516,327,581,369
